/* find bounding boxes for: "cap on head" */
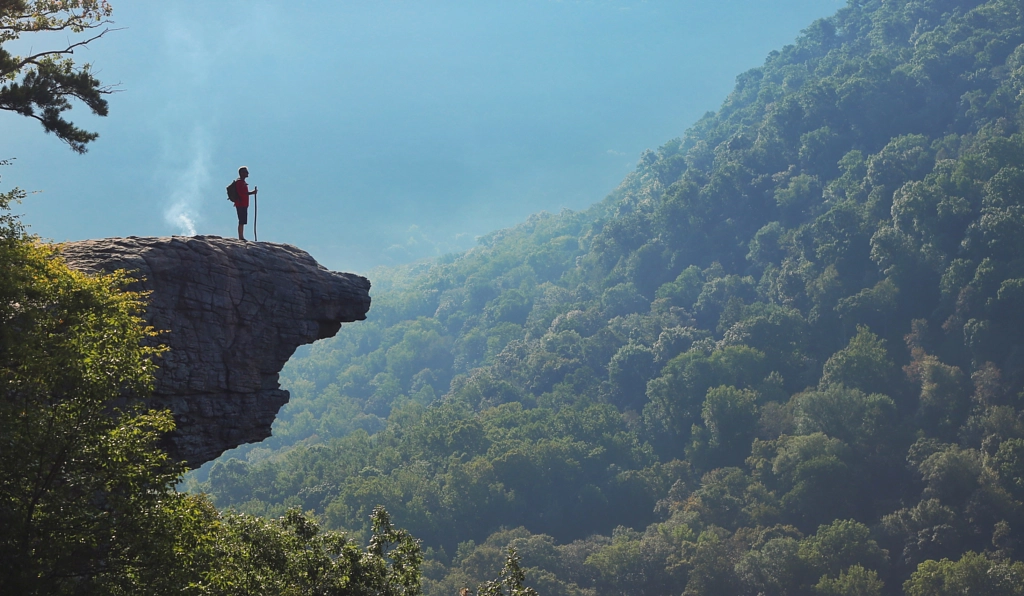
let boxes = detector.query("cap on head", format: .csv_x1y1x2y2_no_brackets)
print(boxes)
238,166,249,176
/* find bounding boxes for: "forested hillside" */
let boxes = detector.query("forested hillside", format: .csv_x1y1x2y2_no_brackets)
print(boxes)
197,0,1024,593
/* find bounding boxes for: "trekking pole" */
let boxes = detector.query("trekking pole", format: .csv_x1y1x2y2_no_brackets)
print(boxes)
253,186,258,242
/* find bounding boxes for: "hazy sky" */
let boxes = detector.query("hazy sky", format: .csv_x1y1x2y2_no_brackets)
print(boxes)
4,0,841,274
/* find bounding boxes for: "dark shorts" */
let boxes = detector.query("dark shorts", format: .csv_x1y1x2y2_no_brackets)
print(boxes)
236,205,248,225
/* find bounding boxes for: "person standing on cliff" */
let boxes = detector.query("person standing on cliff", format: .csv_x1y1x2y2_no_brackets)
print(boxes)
231,166,258,241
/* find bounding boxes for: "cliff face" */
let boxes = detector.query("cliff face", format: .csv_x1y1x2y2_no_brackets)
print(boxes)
60,236,371,468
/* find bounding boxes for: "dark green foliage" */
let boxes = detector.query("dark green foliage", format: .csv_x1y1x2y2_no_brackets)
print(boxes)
193,0,1024,593
815,565,885,596
199,506,423,596
0,187,182,593
694,386,760,469
0,2,114,152
607,342,657,411
819,326,897,396
903,551,1024,595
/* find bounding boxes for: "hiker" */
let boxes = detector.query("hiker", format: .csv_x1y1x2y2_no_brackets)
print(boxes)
230,166,258,240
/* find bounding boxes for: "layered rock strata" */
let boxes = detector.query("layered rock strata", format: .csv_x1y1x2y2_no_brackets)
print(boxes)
60,236,371,468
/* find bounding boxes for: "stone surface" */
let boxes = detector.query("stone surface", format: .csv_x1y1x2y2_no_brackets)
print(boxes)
60,236,371,468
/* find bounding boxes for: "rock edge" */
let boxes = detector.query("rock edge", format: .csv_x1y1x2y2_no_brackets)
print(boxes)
60,235,371,468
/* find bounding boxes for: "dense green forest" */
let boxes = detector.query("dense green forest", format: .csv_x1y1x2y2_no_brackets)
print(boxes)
191,0,1024,593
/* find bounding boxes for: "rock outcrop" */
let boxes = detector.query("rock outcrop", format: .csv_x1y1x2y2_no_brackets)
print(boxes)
60,236,371,468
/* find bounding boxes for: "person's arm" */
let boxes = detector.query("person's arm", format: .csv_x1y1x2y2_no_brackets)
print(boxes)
249,186,258,196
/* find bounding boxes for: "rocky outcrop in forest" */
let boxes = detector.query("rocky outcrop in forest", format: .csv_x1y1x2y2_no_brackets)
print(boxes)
61,236,371,467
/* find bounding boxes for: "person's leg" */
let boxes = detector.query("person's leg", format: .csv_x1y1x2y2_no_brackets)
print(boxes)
236,206,248,240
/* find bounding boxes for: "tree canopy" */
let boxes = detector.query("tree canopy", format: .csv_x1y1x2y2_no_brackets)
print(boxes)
193,0,1024,593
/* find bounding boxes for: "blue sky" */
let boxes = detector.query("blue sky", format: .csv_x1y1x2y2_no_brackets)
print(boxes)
4,0,841,273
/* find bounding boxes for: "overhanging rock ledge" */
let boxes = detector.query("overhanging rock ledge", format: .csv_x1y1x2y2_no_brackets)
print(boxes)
60,235,371,468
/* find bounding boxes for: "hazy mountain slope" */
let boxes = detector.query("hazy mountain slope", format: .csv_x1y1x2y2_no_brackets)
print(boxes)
196,0,1024,593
